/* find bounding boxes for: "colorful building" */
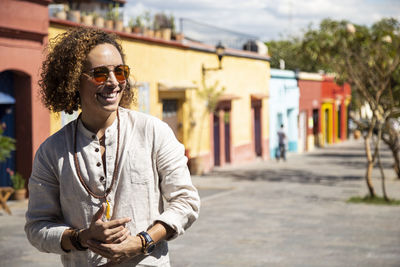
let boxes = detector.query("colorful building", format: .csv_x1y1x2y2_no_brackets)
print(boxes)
298,72,323,151
298,72,351,150
46,18,271,175
0,0,51,187
321,75,351,145
269,69,299,159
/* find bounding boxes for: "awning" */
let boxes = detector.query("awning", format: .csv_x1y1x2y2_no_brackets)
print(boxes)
218,94,241,101
251,93,269,100
0,92,15,104
158,80,198,92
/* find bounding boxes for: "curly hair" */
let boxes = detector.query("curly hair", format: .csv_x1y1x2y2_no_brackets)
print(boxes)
39,27,135,114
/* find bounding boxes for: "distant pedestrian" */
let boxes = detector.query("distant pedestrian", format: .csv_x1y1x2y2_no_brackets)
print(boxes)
276,124,286,161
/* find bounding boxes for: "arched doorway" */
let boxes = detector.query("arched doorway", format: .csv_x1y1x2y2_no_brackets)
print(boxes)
0,70,32,187
0,71,16,186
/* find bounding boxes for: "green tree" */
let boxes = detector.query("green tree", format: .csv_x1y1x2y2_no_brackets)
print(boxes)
301,18,400,200
265,38,323,72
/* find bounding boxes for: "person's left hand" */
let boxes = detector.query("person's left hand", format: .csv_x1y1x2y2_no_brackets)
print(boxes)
87,235,143,265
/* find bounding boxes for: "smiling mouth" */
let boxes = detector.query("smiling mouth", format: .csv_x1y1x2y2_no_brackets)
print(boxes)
97,90,121,100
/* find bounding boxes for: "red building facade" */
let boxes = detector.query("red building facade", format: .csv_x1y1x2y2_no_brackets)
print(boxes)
298,72,351,151
298,72,323,151
0,0,51,186
321,75,351,144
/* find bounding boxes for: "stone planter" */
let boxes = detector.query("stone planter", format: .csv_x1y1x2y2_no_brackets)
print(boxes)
55,11,67,20
94,17,105,28
105,20,114,30
114,20,123,32
155,30,162,39
12,188,26,201
161,28,172,41
123,26,132,34
143,29,154,38
133,26,142,34
81,15,93,26
174,33,184,42
67,10,81,23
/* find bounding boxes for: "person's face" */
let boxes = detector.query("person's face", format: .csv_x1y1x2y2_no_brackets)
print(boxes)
79,43,127,117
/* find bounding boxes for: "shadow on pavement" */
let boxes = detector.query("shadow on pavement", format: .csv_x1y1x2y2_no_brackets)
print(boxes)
205,168,362,186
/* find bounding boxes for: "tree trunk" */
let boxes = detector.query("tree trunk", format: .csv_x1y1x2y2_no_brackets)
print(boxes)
382,124,400,179
364,135,376,197
390,147,400,179
375,126,390,201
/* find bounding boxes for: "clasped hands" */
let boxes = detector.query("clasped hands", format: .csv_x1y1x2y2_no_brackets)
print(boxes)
80,203,143,265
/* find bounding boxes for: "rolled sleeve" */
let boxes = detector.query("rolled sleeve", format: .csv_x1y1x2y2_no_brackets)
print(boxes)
155,122,200,239
25,144,70,255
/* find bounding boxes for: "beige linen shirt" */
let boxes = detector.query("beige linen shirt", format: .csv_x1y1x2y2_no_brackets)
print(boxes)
25,108,200,267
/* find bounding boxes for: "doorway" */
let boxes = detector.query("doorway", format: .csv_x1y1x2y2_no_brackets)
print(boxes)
312,109,319,147
162,99,182,142
252,100,262,157
0,71,16,186
213,112,221,166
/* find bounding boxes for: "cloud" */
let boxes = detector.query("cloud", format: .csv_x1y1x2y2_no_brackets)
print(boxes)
124,0,400,41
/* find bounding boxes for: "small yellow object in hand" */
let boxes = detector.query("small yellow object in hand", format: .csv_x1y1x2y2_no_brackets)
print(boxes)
105,199,111,220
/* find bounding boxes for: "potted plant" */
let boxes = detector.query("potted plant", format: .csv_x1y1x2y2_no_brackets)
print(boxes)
67,6,81,24
0,123,15,163
81,11,94,26
132,15,143,34
174,32,184,42
105,4,115,30
153,12,173,40
113,4,123,32
106,3,123,31
7,168,26,201
123,18,134,33
143,10,154,37
54,4,67,20
93,12,104,28
164,14,175,41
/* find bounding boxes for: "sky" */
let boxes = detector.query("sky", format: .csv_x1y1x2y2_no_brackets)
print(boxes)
124,0,400,41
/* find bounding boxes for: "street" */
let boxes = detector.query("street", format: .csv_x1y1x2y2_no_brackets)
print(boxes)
1,138,400,266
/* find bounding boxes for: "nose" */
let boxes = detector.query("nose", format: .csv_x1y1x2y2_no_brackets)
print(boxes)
106,71,119,87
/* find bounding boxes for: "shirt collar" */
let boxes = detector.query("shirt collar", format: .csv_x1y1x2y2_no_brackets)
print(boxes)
77,112,119,140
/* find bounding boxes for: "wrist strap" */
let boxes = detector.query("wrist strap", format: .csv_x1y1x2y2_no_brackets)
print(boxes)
137,233,146,253
69,229,88,251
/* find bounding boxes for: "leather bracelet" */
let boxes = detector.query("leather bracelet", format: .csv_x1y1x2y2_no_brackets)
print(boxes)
69,229,88,251
137,231,156,255
137,233,146,253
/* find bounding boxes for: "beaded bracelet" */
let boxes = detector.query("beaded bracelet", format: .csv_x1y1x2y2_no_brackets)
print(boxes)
69,229,88,251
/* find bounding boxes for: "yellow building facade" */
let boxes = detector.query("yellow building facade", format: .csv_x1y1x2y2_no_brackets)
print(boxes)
49,21,270,174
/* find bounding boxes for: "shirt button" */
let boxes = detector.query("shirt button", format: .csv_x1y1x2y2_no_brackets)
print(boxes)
96,162,101,167
100,176,105,182
95,148,99,152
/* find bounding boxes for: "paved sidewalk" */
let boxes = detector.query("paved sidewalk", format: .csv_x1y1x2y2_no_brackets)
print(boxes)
1,138,400,266
169,139,400,267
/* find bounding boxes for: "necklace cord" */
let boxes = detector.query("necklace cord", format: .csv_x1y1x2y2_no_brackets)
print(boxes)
73,110,120,199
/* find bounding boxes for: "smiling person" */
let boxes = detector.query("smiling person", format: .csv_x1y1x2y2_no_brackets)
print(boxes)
25,27,200,266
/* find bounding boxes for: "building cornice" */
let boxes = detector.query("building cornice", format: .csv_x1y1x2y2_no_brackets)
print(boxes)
0,26,47,42
50,18,270,62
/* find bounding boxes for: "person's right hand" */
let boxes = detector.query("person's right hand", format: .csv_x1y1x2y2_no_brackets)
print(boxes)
80,203,131,246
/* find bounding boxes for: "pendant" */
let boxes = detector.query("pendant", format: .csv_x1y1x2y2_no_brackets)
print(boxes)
105,199,111,220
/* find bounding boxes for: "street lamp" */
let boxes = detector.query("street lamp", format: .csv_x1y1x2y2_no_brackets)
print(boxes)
202,42,226,76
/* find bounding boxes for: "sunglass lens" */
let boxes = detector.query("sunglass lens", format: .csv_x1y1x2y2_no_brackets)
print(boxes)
114,65,129,82
92,67,108,83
